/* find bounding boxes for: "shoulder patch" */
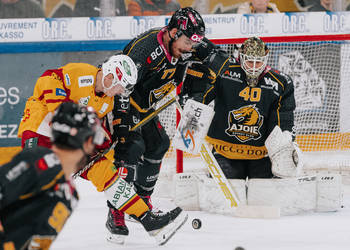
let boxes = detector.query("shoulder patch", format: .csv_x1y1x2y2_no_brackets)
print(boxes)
5,161,29,181
65,74,71,86
279,72,293,85
99,103,109,114
79,96,90,106
78,75,94,87
56,88,66,97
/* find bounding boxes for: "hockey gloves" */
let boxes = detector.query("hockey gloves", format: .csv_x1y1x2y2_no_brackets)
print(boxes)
115,124,130,156
180,62,213,105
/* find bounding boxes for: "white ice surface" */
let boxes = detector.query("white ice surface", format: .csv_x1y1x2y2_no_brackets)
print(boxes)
51,177,350,250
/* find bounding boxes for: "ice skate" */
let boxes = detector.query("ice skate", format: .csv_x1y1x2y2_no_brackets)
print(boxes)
134,207,188,245
125,195,164,223
105,207,128,244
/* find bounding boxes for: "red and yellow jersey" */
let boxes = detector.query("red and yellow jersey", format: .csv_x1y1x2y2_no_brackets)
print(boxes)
18,63,114,138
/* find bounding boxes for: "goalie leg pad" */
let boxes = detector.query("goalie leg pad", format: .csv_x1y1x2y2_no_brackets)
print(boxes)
174,173,201,210
198,177,246,215
174,173,247,214
316,173,343,212
247,177,317,216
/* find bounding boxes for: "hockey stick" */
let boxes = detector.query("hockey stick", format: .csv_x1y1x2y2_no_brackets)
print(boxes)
73,97,177,179
173,97,280,218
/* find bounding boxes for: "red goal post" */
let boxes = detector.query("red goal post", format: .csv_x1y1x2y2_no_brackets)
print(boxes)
158,33,350,178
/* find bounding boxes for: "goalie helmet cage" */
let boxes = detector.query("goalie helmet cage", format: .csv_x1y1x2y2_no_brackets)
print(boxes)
158,34,350,180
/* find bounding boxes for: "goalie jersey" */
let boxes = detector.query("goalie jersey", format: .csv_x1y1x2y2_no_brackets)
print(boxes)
202,58,296,160
0,147,78,249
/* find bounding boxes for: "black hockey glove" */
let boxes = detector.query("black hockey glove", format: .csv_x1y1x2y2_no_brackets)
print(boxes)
115,124,129,146
203,49,230,79
193,38,217,62
173,62,188,85
180,62,213,104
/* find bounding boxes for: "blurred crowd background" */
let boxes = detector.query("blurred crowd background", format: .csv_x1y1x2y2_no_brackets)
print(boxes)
0,0,349,19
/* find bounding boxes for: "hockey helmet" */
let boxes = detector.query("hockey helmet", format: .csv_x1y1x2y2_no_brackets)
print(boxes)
239,37,269,86
168,7,205,43
51,102,104,149
102,54,138,96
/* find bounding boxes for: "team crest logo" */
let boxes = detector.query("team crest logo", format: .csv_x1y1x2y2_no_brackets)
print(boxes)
149,80,176,107
123,60,131,76
225,105,263,142
78,96,90,106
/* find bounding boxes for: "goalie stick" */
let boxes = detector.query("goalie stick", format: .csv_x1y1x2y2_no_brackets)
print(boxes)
173,97,280,218
73,97,177,179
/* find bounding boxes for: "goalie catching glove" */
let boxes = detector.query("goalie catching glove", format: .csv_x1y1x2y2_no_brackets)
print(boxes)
265,125,303,178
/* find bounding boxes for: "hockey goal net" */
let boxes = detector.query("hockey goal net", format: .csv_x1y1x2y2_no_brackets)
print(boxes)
156,34,350,187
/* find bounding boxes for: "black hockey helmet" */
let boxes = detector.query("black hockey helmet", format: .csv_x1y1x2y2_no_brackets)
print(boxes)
167,7,205,42
51,102,104,149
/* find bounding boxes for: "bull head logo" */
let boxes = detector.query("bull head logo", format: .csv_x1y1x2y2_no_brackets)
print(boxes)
225,104,263,142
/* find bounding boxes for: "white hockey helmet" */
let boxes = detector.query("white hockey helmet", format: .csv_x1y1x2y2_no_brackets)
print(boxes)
102,54,138,96
239,37,269,87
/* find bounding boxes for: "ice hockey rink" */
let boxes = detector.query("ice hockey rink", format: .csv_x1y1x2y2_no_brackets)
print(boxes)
51,176,350,250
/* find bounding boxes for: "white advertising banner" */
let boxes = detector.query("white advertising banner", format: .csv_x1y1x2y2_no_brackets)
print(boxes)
1,12,350,45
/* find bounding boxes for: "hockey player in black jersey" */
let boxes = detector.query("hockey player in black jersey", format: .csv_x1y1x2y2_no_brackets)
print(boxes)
0,102,188,249
104,6,230,242
0,102,102,249
185,36,297,179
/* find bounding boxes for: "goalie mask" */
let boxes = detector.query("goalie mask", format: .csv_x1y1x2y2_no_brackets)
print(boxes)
239,37,269,87
102,54,138,97
51,102,104,149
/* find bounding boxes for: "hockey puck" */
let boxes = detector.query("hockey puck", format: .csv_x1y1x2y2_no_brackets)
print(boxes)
235,247,245,250
192,218,202,229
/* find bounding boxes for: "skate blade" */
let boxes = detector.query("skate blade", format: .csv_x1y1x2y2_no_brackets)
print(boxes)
106,231,126,245
150,211,188,246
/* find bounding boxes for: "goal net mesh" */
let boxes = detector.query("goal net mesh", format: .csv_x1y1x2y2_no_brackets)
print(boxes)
157,37,350,178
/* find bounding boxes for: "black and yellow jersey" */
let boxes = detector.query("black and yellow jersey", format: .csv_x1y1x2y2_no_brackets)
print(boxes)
0,147,78,249
204,58,296,160
123,27,229,112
